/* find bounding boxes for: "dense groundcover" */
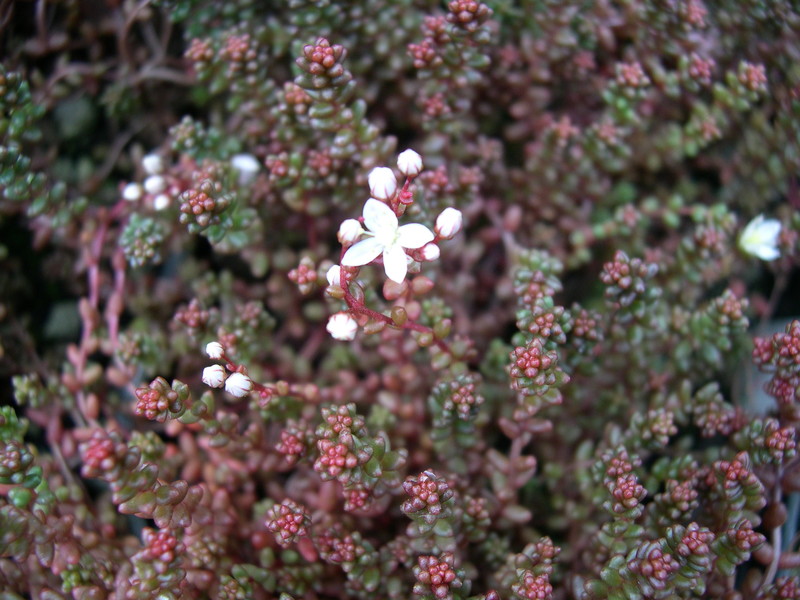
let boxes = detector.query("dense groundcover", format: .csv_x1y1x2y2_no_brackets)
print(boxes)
1,1,800,598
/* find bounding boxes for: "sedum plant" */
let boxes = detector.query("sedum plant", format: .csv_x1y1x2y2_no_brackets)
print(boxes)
1,0,800,598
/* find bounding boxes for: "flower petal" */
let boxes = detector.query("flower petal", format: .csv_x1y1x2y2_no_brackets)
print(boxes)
754,245,780,261
342,237,384,266
383,244,408,283
363,198,397,234
397,223,434,249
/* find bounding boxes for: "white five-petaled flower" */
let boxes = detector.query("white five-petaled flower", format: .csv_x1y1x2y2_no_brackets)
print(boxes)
397,149,423,177
341,199,434,283
739,214,781,261
327,312,358,341
435,207,463,239
367,167,398,200
206,341,225,359
225,372,253,398
202,365,226,388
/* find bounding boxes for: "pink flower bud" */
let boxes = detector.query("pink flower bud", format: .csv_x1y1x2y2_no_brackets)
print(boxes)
435,207,463,239
368,167,398,200
225,372,253,398
202,365,226,388
397,149,423,177
338,219,365,245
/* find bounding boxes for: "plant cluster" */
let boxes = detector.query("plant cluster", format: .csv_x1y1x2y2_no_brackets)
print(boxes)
1,0,800,599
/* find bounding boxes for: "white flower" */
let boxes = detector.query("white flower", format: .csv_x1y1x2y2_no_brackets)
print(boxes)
225,372,253,398
153,194,170,211
202,365,226,388
367,167,398,200
326,265,342,287
327,312,358,341
144,175,166,195
341,199,434,283
338,219,365,245
435,207,463,239
739,214,781,261
231,153,261,186
419,242,440,261
142,154,164,175
122,183,143,201
206,341,225,359
397,149,423,177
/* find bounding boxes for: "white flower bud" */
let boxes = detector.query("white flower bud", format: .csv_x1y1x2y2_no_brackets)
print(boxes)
122,183,143,201
419,242,440,261
338,219,365,245
202,365,226,388
327,312,358,341
367,167,398,200
397,149,423,177
231,153,261,186
144,175,166,195
205,341,225,359
326,265,342,287
153,194,170,211
435,207,463,239
739,214,781,261
142,153,164,175
225,372,253,398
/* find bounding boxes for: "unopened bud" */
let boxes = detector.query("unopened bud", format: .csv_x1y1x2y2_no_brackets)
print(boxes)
367,167,398,200
326,265,342,287
225,372,253,398
419,242,440,261
338,219,364,245
435,207,463,239
397,149,423,177
202,365,226,388
205,342,224,359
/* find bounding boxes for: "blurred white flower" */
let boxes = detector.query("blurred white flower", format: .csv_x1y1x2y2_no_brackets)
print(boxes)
142,154,164,175
367,167,398,200
739,214,781,261
153,194,170,211
435,207,463,239
397,149,423,177
231,153,261,186
341,199,434,283
206,341,224,359
225,372,253,398
122,183,143,201
327,312,358,341
144,175,166,195
202,365,226,388
338,219,365,245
